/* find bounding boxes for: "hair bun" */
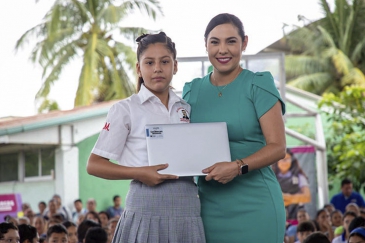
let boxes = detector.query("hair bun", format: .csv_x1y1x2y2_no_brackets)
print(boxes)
136,33,149,43
158,32,167,36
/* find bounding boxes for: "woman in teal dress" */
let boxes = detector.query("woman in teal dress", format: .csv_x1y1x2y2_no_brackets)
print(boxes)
182,13,287,243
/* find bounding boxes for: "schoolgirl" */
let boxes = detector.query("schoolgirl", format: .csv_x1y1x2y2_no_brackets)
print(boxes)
87,32,205,243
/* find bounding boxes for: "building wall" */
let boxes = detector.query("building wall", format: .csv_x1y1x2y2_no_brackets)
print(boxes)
0,179,55,211
77,134,131,211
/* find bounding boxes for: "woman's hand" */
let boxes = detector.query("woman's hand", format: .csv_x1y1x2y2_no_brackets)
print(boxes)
135,163,179,186
203,161,238,184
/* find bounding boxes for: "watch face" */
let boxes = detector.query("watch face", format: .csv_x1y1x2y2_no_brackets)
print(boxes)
241,164,249,174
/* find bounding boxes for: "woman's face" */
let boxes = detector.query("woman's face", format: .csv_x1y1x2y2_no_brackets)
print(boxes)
205,23,247,75
277,153,292,174
136,43,177,96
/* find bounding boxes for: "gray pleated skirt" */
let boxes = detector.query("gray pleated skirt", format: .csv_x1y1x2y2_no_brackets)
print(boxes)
111,178,206,243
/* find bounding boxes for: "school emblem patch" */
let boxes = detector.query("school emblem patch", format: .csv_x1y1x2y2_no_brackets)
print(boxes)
177,107,190,123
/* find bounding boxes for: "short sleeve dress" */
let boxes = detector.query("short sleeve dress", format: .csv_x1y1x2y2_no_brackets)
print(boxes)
183,69,286,243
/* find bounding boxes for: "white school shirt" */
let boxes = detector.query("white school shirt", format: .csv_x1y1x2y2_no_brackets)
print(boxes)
92,85,191,167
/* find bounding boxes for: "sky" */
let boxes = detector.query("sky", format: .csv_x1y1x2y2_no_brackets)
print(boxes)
0,0,328,118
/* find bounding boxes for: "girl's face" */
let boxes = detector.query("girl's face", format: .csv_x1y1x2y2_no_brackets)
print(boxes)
317,211,330,226
137,43,177,96
277,153,292,174
34,217,45,233
331,212,343,227
99,213,109,227
205,23,247,75
67,226,78,243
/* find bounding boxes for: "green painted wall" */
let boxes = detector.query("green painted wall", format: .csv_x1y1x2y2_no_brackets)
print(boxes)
77,134,131,211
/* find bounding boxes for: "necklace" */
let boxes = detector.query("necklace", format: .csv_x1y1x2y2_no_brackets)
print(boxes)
211,69,242,97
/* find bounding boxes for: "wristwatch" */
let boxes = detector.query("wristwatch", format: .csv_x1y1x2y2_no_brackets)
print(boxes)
238,159,249,175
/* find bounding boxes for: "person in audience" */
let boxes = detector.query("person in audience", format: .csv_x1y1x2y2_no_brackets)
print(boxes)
62,221,78,243
18,217,30,225
332,211,357,243
84,227,108,243
98,211,110,228
324,203,336,215
330,210,343,230
348,216,365,233
52,194,72,221
0,222,20,243
36,202,47,217
287,208,311,243
108,218,119,241
77,219,100,243
34,215,47,239
4,215,19,226
72,199,86,224
86,199,97,213
45,224,68,243
295,221,315,243
348,227,365,243
330,178,365,213
18,224,39,243
315,209,334,242
302,232,330,243
106,196,123,218
346,203,361,216
84,211,101,224
24,209,35,226
43,199,58,221
47,214,64,228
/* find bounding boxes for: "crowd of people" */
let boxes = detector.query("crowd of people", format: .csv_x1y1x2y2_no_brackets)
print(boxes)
284,178,365,243
1,194,123,243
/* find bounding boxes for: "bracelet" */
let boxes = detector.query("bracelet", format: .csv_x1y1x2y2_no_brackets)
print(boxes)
235,159,242,176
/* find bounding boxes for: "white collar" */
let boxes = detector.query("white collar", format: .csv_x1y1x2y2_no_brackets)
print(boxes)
137,84,188,106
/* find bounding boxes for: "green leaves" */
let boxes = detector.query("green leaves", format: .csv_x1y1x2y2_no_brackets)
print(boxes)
319,86,365,191
285,0,365,95
16,0,162,109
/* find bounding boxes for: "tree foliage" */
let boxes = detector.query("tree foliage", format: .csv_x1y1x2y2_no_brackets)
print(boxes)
318,86,365,191
285,0,365,95
16,0,163,110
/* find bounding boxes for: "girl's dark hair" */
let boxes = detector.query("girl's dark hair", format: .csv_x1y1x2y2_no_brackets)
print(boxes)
272,148,308,179
98,211,110,220
46,224,68,239
77,219,100,243
316,209,327,219
18,224,37,243
0,222,18,239
135,32,177,91
85,211,101,224
204,13,245,41
62,221,77,229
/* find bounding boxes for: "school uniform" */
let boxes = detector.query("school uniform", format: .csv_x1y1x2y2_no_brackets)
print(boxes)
92,85,205,243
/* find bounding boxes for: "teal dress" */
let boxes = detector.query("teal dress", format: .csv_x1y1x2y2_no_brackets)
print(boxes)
182,69,286,243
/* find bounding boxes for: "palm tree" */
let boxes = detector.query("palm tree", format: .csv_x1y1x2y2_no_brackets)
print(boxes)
284,0,365,95
16,0,163,110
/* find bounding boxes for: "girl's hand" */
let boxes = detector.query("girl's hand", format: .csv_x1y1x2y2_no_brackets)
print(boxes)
136,163,178,186
203,161,237,184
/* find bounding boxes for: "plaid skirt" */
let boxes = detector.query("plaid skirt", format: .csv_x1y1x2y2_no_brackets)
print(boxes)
111,178,206,243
